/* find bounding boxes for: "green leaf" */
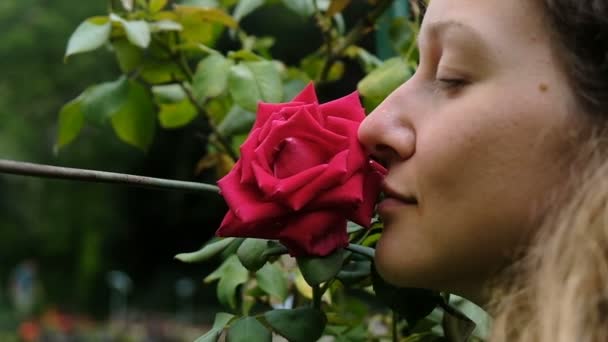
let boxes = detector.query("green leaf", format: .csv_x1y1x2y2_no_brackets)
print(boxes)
281,0,315,17
149,0,168,13
228,61,283,112
152,84,187,103
55,97,85,151
217,105,255,137
81,76,130,125
204,255,249,309
193,54,234,100
110,14,151,48
194,312,235,342
175,237,235,263
336,260,371,284
255,263,288,300
233,0,265,21
174,5,238,28
149,20,183,32
158,99,198,129
112,39,143,72
65,16,112,59
371,266,442,325
264,308,326,342
297,249,347,286
345,244,375,260
442,302,477,342
110,81,156,151
237,238,269,272
357,57,412,99
227,317,271,342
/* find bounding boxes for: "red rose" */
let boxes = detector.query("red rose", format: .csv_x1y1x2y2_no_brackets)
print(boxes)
216,84,386,256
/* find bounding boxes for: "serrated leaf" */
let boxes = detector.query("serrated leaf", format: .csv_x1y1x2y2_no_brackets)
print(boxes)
65,16,112,59
194,312,235,342
233,0,265,21
158,99,198,128
297,249,347,286
217,105,255,136
110,81,156,151
110,14,151,48
228,61,282,112
358,57,412,99
264,308,326,342
55,97,85,151
149,0,168,13
204,255,249,309
237,238,269,272
81,76,130,125
175,237,235,263
256,263,288,300
281,0,315,17
227,316,271,342
193,54,233,99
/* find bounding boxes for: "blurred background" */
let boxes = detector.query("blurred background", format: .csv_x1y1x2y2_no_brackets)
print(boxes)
0,0,401,340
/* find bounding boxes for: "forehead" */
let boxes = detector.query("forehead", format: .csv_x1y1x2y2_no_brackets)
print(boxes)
421,0,546,42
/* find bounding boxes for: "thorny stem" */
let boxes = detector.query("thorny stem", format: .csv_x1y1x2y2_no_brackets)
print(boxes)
320,0,396,82
0,159,220,193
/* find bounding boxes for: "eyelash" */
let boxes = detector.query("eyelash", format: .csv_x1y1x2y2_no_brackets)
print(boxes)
434,78,467,91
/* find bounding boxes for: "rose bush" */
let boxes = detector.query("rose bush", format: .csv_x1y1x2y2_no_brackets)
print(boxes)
216,84,386,256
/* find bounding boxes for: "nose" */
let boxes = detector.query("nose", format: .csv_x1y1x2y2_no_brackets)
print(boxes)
357,89,416,167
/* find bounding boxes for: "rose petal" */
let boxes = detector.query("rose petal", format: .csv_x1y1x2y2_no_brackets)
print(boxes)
216,210,284,239
348,163,386,227
285,150,349,210
278,211,348,256
308,172,365,209
272,137,330,178
239,130,261,184
319,91,365,122
218,165,286,223
292,83,318,103
254,102,305,131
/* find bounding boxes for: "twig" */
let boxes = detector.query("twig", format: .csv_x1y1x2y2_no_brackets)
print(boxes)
178,83,239,161
0,159,220,193
320,0,395,82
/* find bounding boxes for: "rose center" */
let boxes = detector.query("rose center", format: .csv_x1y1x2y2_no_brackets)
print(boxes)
273,137,330,178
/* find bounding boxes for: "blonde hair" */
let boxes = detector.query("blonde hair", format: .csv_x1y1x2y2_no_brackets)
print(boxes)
489,138,608,342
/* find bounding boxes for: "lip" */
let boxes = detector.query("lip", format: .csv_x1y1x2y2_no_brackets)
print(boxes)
378,183,418,215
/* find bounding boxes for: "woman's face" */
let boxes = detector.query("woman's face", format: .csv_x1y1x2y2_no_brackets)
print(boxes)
358,0,580,302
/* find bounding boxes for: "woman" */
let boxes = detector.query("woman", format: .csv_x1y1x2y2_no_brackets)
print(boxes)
358,0,608,340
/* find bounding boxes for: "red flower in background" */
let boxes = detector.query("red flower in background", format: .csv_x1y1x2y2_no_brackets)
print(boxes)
217,84,386,256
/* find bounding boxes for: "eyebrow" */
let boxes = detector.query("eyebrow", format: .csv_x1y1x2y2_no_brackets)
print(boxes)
418,19,493,61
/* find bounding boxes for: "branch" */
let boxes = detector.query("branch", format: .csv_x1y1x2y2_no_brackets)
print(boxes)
0,159,220,193
320,0,395,82
179,83,239,161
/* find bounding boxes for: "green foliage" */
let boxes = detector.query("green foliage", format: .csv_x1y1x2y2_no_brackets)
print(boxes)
56,0,490,340
264,308,326,342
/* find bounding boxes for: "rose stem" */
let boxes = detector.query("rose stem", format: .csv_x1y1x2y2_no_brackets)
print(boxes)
0,159,220,193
